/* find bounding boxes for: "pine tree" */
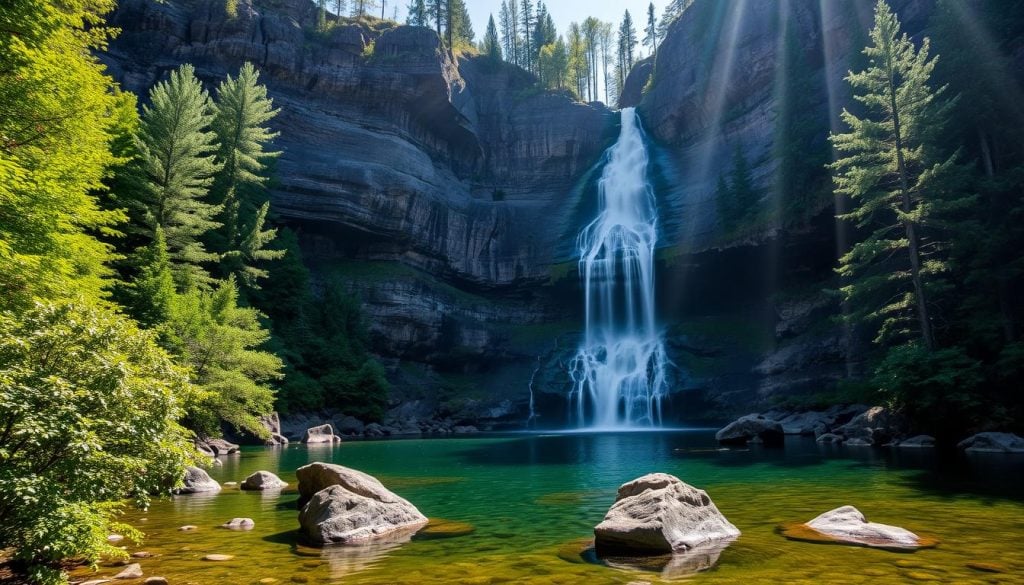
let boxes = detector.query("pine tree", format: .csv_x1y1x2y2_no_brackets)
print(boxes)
484,15,502,61
619,10,637,71
209,62,283,288
830,0,963,350
645,3,658,59
334,0,348,22
658,0,693,41
406,0,427,25
446,0,474,46
599,21,614,104
426,0,443,36
581,18,601,102
134,64,223,287
520,0,534,72
130,226,176,328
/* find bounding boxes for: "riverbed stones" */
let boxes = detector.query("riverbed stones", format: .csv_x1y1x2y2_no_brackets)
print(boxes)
957,432,1024,453
301,424,342,444
173,466,221,494
113,563,143,579
178,525,197,531
593,473,740,556
715,414,784,445
221,518,255,530
296,462,428,545
203,554,234,561
799,506,929,550
241,470,288,491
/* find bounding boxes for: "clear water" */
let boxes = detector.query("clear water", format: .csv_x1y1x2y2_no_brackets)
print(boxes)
71,433,1024,584
569,108,669,429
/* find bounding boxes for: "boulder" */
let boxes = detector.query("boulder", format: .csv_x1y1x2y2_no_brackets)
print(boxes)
844,438,873,447
364,423,387,438
798,505,929,550
777,411,831,436
593,473,740,556
452,425,479,434
241,470,288,491
173,466,221,494
815,433,844,444
301,424,341,444
898,435,936,448
334,415,365,435
957,432,1024,453
221,518,255,530
113,563,143,579
196,437,240,456
834,406,903,446
296,463,427,545
715,414,784,445
144,578,168,585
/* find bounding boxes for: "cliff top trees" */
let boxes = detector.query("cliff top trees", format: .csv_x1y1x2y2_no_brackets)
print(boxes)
483,15,502,60
831,0,963,350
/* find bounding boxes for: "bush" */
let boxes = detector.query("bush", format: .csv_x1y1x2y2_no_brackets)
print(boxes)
0,302,195,583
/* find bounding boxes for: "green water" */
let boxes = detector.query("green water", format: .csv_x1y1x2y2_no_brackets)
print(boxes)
73,432,1024,584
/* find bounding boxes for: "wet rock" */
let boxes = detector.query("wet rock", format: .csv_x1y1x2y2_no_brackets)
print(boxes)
202,554,234,561
452,425,479,434
593,473,740,555
715,414,784,445
844,438,873,447
957,432,1024,453
816,433,844,444
196,437,239,456
296,462,427,545
81,580,112,585
177,525,197,531
334,415,365,435
801,506,930,550
113,563,143,579
144,578,168,585
364,423,387,438
241,471,288,491
173,466,221,494
834,406,903,446
301,424,341,444
898,435,935,448
131,551,155,558
777,411,832,436
221,518,255,530
966,562,1006,573
106,534,124,543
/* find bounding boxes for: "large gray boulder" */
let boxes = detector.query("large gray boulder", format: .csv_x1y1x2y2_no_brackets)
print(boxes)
777,411,832,436
834,406,903,446
196,437,240,456
173,466,221,494
593,473,740,556
240,470,288,491
301,424,342,444
957,432,1024,453
802,506,926,550
296,463,427,545
261,412,289,446
715,414,784,445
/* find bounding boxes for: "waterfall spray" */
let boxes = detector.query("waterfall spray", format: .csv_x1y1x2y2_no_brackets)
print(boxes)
568,108,668,429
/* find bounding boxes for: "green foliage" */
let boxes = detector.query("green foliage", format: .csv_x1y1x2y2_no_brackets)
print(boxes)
716,146,759,234
134,64,223,287
483,15,502,61
161,276,281,438
0,302,194,583
128,226,176,328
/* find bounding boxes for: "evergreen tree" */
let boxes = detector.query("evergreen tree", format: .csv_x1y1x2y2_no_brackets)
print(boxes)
407,0,427,26
130,226,176,328
658,0,693,41
334,0,348,22
520,0,534,72
484,15,503,60
317,0,328,31
645,3,658,59
599,22,614,103
568,23,587,99
210,62,284,289
581,18,601,101
446,0,474,46
830,0,963,350
426,0,443,36
133,64,223,288
619,10,638,71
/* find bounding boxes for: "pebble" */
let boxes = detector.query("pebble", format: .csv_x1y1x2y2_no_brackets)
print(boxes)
106,534,124,543
132,551,155,558
905,571,940,581
966,562,1006,573
258,579,279,584
203,554,234,562
177,525,197,531
113,563,143,579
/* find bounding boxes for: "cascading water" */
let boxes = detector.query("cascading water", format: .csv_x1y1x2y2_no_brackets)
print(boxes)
568,107,669,429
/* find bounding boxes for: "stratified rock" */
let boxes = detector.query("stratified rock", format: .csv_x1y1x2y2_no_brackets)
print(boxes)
221,518,255,530
296,463,427,545
173,466,221,494
113,563,143,579
957,432,1024,453
593,473,740,556
301,424,341,444
715,414,784,445
241,471,288,491
898,435,936,448
797,506,928,550
834,406,903,446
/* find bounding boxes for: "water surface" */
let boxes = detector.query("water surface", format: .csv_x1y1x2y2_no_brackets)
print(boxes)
73,432,1024,584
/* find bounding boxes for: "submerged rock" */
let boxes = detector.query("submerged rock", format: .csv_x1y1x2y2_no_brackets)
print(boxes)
593,473,740,555
957,432,1024,453
715,414,784,445
113,563,143,579
144,578,168,585
296,462,427,545
783,505,934,551
222,518,255,530
173,466,221,494
241,471,288,491
816,433,844,444
202,554,234,561
301,424,342,444
898,435,936,448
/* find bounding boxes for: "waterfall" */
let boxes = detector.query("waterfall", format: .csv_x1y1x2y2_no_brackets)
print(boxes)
567,107,669,429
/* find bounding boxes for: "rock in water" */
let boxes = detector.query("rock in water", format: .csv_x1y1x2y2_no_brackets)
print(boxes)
593,473,740,555
241,471,288,491
898,435,936,448
222,518,255,530
301,424,341,444
296,462,427,545
715,414,784,445
834,406,903,446
799,506,928,550
957,432,1024,453
113,563,143,579
173,466,221,494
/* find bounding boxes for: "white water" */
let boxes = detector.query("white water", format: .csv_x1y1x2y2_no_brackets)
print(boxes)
568,108,669,429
